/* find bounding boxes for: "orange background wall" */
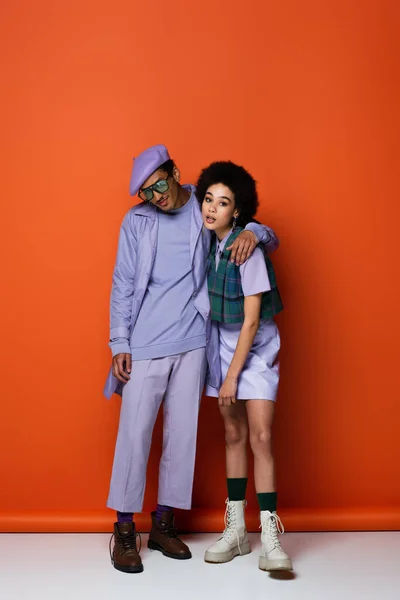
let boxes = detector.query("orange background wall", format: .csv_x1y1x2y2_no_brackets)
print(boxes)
1,0,399,532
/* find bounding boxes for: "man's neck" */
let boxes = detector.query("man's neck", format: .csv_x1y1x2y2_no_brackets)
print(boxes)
174,185,191,210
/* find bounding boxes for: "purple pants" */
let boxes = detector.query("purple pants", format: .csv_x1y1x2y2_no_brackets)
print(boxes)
107,348,207,513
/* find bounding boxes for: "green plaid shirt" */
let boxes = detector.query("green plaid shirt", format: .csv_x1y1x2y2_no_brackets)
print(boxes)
207,228,284,324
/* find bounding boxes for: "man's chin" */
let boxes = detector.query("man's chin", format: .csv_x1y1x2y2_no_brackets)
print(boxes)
152,201,170,211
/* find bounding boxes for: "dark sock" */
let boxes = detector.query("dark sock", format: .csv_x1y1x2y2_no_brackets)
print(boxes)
156,504,172,523
117,511,134,524
227,478,248,501
257,492,277,512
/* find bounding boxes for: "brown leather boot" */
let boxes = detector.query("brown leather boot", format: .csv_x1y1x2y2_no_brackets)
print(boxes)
110,521,143,573
147,511,191,560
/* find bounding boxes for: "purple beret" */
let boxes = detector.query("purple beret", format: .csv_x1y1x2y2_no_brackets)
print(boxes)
129,144,171,196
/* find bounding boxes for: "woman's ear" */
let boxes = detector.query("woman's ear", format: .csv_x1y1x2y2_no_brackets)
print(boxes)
234,209,240,218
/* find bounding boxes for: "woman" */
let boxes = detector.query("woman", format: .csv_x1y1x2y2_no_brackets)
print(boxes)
197,161,292,571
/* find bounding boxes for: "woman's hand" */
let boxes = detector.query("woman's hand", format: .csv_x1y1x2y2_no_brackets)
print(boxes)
218,376,238,406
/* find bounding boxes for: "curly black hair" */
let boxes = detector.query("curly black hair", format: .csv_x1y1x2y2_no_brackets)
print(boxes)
195,161,259,227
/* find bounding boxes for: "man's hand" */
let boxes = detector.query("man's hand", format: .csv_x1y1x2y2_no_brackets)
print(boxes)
218,376,238,406
227,230,257,265
112,353,132,383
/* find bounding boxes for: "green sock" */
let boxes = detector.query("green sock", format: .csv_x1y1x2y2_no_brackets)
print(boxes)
257,492,277,512
227,478,248,501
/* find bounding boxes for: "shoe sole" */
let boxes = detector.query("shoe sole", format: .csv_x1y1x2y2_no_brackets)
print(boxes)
147,539,192,560
111,559,144,573
204,541,251,564
258,556,293,571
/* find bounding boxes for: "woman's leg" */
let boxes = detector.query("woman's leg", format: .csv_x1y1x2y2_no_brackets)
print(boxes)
246,399,275,495
220,401,248,480
246,399,292,571
204,401,251,563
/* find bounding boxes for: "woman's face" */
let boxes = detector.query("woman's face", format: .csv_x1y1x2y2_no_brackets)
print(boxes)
201,183,239,236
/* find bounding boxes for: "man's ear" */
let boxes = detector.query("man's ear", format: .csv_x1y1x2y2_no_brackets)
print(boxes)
172,165,180,183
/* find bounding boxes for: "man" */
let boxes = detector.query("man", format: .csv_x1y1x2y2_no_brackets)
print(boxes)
104,144,279,573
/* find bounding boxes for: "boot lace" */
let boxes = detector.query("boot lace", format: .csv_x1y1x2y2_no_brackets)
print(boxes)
160,523,179,539
221,498,243,555
260,511,284,549
109,528,142,561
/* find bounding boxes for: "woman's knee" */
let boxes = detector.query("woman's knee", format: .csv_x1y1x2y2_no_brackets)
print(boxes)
224,420,248,447
249,429,272,454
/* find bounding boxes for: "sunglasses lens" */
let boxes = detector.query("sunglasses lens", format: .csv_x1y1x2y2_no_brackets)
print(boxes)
140,188,154,201
153,179,169,193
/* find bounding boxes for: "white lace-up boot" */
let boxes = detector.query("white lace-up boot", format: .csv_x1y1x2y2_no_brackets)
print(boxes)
204,499,251,563
258,510,293,571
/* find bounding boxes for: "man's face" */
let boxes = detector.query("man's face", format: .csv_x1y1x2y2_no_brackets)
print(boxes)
139,167,181,212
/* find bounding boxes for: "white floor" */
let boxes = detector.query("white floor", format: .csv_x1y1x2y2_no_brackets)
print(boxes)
1,532,399,600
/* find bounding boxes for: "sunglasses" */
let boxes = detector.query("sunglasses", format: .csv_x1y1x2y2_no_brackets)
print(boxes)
139,176,170,201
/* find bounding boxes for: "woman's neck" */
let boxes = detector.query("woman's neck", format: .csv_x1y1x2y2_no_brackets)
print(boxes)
215,225,233,241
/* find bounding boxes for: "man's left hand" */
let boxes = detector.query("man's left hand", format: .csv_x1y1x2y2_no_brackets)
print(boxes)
227,230,258,265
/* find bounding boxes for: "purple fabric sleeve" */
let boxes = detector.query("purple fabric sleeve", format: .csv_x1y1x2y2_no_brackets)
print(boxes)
109,211,137,354
245,222,280,254
239,247,271,296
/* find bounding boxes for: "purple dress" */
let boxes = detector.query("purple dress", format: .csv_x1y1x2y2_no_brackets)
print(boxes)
205,231,280,401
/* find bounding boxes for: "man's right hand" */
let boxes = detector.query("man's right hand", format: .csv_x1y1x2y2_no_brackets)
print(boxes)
112,353,132,383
